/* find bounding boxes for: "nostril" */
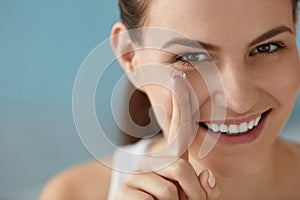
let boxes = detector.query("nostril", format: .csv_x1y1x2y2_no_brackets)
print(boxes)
210,84,260,114
226,90,260,114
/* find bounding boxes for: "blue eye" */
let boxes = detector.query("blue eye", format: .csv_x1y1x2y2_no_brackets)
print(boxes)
178,52,211,63
251,42,284,55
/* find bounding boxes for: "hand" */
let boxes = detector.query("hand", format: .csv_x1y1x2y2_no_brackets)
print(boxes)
114,74,221,200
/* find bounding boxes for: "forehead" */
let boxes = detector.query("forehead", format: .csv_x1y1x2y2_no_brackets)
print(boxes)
145,0,294,43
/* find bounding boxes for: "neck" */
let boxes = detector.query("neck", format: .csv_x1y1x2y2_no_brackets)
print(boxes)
188,139,286,199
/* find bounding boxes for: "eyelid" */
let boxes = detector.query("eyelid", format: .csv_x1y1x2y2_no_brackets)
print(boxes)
250,41,285,55
258,41,285,48
176,52,212,61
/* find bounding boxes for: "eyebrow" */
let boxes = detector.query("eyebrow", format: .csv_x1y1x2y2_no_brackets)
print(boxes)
161,37,219,51
161,25,293,51
249,25,293,46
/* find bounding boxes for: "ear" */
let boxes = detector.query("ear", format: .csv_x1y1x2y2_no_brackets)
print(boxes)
110,22,137,74
110,22,145,92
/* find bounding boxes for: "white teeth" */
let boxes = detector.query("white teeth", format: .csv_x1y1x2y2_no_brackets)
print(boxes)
254,116,261,126
228,125,239,134
211,124,219,132
203,115,262,135
220,124,228,133
248,120,254,130
239,122,248,133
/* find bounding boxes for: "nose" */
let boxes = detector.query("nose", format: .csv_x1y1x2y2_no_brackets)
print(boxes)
214,59,261,114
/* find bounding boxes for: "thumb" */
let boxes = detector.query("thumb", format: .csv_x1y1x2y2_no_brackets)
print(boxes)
199,169,221,200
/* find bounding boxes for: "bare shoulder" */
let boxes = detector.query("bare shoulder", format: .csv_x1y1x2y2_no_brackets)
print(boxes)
39,157,112,200
280,138,300,162
283,139,300,196
286,139,300,156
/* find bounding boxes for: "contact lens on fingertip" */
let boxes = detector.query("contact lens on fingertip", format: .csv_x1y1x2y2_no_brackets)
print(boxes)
171,70,186,80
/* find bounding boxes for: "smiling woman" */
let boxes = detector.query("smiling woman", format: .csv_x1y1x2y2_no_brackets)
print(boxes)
40,0,300,199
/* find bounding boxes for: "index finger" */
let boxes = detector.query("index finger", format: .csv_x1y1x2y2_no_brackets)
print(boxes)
168,72,198,160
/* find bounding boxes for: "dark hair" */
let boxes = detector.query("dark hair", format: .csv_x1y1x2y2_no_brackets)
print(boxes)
292,0,299,22
119,0,299,29
118,0,151,29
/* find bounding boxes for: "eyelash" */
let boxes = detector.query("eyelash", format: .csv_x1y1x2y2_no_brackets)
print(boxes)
250,41,285,56
173,41,285,68
175,52,212,68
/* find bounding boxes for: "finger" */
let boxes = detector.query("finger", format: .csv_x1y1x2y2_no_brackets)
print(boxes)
155,158,207,200
115,185,155,200
125,172,180,200
199,170,221,200
174,181,187,200
169,73,194,159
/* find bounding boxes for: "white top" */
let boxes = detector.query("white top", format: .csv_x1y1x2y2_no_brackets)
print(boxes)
107,139,153,200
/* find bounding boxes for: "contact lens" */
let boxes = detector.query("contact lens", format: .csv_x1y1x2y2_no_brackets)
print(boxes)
171,70,186,80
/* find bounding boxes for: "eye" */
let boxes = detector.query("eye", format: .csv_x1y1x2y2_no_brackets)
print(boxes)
176,52,212,63
251,42,284,55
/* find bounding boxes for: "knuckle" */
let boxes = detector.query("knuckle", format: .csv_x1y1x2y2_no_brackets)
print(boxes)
131,193,154,200
171,158,188,175
158,182,178,200
140,194,155,200
115,185,155,200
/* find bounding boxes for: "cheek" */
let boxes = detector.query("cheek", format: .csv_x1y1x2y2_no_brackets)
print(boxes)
277,65,299,103
255,54,300,105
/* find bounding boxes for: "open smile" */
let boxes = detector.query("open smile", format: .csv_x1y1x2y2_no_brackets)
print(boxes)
197,110,271,145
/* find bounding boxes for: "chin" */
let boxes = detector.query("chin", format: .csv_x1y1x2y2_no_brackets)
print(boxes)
192,110,279,178
204,149,271,178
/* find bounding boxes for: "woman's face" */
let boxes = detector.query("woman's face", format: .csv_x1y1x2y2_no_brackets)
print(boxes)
132,0,300,176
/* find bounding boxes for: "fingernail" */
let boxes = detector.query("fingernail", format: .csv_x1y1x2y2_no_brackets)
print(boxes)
208,169,216,188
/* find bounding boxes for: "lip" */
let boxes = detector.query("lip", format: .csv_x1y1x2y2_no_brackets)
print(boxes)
198,110,271,145
201,113,262,125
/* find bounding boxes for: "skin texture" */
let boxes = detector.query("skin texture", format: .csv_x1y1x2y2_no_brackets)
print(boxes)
40,0,300,199
112,0,300,199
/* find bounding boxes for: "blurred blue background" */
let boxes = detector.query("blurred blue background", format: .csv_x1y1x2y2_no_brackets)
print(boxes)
0,0,120,199
0,1,299,199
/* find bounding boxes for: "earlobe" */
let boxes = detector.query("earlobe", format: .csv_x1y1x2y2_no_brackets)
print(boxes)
110,22,136,73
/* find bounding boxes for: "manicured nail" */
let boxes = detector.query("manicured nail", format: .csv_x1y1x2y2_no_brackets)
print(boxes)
208,170,216,188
